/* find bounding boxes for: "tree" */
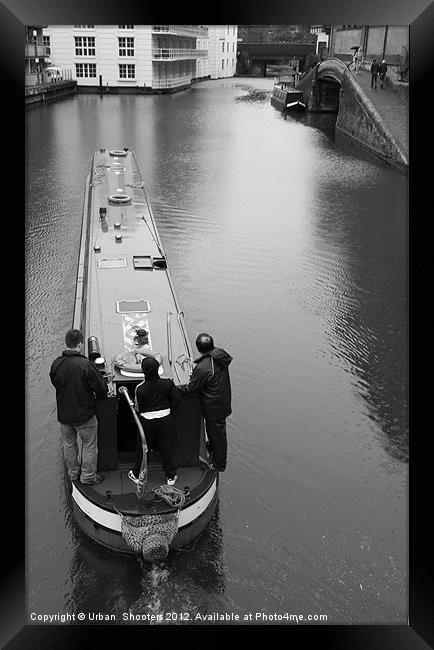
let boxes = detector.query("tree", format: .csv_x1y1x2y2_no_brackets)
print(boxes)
398,44,409,82
303,52,320,72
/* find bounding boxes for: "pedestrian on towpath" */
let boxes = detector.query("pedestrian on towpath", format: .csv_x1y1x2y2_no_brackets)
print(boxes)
180,333,232,472
355,49,363,74
50,329,109,485
379,59,388,88
370,59,380,89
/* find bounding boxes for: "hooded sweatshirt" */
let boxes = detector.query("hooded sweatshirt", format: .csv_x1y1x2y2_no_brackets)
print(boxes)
183,347,233,419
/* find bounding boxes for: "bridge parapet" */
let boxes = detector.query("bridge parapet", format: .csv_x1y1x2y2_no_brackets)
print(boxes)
295,57,408,171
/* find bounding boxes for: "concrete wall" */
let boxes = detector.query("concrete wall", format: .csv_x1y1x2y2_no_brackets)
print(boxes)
330,25,409,66
333,28,363,55
385,26,408,64
296,60,408,171
366,26,386,60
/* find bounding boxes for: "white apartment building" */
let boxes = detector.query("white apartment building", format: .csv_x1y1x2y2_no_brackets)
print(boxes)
42,25,208,91
206,25,238,79
42,25,237,91
310,25,330,57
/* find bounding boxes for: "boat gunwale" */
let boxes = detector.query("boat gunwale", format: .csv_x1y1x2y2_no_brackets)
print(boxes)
70,465,217,516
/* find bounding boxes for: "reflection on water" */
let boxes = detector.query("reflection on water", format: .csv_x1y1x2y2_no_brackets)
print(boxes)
67,507,226,624
26,78,407,623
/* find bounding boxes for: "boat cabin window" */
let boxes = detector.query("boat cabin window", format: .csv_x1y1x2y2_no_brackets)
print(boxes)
116,299,150,313
97,258,127,269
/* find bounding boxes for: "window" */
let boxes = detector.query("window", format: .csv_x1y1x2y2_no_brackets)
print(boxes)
74,36,95,56
232,58,234,67
118,25,134,29
119,64,135,79
74,25,94,28
119,37,134,56
43,35,50,54
75,63,96,77
232,42,235,51
226,42,229,52
221,42,224,52
221,59,224,69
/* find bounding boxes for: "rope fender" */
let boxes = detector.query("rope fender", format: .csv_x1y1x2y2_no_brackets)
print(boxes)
109,486,186,562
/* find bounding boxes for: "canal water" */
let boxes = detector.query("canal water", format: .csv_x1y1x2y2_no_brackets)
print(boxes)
26,77,408,624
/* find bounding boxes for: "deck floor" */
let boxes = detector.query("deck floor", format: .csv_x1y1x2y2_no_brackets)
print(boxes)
89,464,206,497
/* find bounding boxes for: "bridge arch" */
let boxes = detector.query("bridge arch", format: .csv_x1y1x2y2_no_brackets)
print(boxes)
295,58,408,171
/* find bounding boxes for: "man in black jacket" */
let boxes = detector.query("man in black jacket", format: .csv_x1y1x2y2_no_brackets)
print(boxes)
182,333,232,472
50,329,108,485
370,59,380,89
379,59,388,88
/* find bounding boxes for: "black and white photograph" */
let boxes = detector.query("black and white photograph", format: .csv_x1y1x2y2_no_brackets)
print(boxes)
1,0,432,646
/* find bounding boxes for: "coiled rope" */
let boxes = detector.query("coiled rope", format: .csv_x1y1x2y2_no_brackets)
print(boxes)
153,485,185,509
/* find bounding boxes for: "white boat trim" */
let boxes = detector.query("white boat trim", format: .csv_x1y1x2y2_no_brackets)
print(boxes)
286,101,306,108
71,478,217,532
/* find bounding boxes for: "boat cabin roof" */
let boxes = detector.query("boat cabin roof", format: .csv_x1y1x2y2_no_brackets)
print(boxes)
81,149,192,385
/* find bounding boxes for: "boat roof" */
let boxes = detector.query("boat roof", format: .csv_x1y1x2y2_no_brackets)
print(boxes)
81,149,192,385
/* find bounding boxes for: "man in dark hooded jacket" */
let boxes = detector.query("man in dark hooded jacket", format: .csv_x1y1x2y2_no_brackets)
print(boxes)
50,328,108,485
182,333,232,472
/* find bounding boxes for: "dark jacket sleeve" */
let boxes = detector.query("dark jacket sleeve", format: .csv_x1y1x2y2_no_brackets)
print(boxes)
85,362,108,400
182,363,211,395
168,381,183,410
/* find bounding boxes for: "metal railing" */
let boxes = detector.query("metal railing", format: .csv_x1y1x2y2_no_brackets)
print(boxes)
25,44,51,58
152,48,207,60
152,75,192,89
25,69,74,87
152,25,208,38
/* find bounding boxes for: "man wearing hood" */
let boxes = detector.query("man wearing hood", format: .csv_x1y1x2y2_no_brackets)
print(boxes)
182,333,233,472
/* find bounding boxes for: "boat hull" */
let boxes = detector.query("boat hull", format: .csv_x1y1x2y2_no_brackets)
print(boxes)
271,88,306,113
67,475,219,555
67,148,219,557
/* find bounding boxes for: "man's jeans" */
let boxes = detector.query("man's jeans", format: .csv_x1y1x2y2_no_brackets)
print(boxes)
60,415,98,482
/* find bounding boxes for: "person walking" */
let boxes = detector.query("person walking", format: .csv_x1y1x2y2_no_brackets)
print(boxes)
355,49,363,74
370,59,380,89
181,333,232,472
50,329,109,485
379,59,388,88
129,355,182,486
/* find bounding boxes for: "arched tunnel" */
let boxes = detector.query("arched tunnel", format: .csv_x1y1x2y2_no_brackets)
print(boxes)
310,75,341,112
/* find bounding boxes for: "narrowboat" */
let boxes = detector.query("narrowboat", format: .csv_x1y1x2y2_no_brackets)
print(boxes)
270,77,306,113
68,147,218,560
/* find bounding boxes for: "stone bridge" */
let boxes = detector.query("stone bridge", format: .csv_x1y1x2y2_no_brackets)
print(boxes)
296,58,408,171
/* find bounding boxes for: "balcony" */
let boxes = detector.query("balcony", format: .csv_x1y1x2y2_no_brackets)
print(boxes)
152,25,208,38
152,48,208,61
25,43,50,58
152,75,192,89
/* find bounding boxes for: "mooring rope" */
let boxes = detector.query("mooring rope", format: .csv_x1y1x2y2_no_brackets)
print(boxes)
153,485,186,509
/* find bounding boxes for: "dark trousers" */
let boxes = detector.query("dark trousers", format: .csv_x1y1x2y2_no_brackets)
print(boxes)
371,73,378,88
133,415,177,479
379,72,386,87
205,417,228,470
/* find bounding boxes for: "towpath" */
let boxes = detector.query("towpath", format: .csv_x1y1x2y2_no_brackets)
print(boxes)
350,69,408,157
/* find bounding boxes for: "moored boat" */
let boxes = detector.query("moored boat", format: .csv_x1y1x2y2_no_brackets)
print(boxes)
68,147,218,559
271,77,306,113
